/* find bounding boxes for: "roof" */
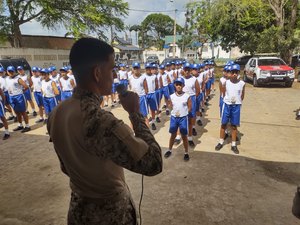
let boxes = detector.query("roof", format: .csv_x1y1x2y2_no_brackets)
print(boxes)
1,35,75,49
113,36,132,45
115,45,142,51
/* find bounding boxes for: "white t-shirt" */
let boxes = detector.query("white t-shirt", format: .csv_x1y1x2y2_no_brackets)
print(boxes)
156,73,162,89
166,70,174,83
31,76,43,92
196,73,205,93
119,70,128,80
145,74,157,94
60,77,74,91
42,80,56,97
6,75,23,96
219,77,227,98
161,73,169,87
183,76,197,96
223,80,245,105
19,74,29,86
170,92,190,117
50,75,60,88
0,76,7,92
129,74,146,96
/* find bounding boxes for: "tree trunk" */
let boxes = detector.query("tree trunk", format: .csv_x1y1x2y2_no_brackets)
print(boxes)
12,23,22,48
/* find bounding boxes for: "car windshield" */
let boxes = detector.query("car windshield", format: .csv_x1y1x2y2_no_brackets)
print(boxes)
258,59,286,66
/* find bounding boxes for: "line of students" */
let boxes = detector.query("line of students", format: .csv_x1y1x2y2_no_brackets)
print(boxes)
0,65,75,140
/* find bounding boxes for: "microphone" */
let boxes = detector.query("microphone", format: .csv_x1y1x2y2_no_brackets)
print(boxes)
116,84,128,97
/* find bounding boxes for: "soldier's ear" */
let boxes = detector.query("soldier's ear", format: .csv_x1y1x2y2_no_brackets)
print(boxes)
93,65,102,83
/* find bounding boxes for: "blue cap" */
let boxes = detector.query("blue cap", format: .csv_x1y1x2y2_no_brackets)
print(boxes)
191,64,199,70
32,66,38,72
159,64,165,69
132,62,140,68
145,63,152,69
126,65,129,68
60,67,67,72
231,64,240,71
170,61,175,65
226,60,234,66
165,62,171,66
67,65,72,70
119,63,125,67
40,68,49,74
151,64,158,69
174,77,185,85
51,66,57,71
7,66,15,72
223,65,228,71
0,67,4,72
17,66,24,70
183,62,191,69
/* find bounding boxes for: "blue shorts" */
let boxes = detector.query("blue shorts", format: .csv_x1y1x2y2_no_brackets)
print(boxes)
219,96,224,117
61,91,73,101
205,80,212,90
188,95,196,118
120,80,128,90
196,93,204,112
168,83,175,95
0,100,5,117
146,93,158,111
23,89,32,101
55,87,61,102
9,94,27,113
111,83,119,94
162,86,170,100
139,95,148,117
169,116,188,135
155,89,163,105
4,91,10,105
221,103,241,126
34,92,44,107
210,77,215,83
43,97,58,115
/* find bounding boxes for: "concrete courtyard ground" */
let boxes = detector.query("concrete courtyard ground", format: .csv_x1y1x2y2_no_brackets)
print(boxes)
0,81,300,225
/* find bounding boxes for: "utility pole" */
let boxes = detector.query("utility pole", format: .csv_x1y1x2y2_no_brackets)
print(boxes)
173,9,177,58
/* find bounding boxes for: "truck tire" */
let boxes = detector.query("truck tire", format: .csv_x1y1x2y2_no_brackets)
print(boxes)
285,81,293,87
243,72,248,82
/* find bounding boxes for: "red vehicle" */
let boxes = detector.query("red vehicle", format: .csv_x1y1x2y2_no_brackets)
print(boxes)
243,56,295,87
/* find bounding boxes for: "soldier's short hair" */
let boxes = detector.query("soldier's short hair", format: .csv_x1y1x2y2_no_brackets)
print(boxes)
69,38,114,83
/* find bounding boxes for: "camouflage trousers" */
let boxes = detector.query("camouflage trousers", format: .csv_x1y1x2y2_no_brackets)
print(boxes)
68,192,138,225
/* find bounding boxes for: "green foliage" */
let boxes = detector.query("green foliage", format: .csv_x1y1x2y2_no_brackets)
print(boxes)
139,13,183,50
2,0,128,46
186,0,299,61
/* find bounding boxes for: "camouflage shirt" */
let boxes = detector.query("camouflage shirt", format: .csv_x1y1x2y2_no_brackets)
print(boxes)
48,87,162,225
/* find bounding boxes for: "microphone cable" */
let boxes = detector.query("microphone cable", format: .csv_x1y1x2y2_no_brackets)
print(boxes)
138,175,144,225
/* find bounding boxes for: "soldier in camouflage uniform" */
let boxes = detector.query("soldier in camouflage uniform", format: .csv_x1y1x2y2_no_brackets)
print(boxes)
47,38,163,225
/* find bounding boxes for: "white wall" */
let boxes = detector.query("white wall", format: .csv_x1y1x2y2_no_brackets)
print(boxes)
0,47,70,68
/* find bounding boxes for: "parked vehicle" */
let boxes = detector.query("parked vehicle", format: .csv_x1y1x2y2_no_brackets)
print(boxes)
0,58,31,75
291,54,300,68
234,55,252,70
243,56,295,87
146,55,159,64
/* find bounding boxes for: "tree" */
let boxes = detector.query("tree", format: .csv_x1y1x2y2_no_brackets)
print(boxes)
140,13,183,50
0,0,128,47
187,0,300,62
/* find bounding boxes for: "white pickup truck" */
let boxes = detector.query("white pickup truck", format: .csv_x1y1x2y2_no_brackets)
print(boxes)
243,56,295,87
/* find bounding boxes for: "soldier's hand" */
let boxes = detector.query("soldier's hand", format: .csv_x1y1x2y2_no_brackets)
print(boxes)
119,91,140,114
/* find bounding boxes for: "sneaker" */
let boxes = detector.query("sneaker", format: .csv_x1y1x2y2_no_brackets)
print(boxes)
296,115,300,120
231,146,239,154
184,154,190,161
224,133,229,140
192,128,197,136
0,123,3,129
35,118,44,123
111,104,115,108
162,105,167,109
2,133,10,140
236,136,240,142
174,138,181,145
215,143,223,151
197,120,203,126
7,116,15,121
21,127,31,133
188,140,195,147
166,110,170,116
32,111,37,117
151,123,156,131
26,111,29,114
156,117,161,123
201,108,205,113
104,104,108,107
13,126,24,131
14,117,18,122
113,100,117,104
164,150,172,158
205,102,209,106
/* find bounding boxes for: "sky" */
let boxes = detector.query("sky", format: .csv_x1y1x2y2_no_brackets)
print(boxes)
20,0,192,44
